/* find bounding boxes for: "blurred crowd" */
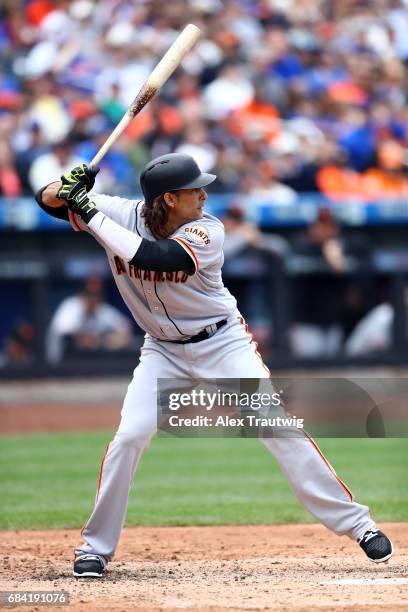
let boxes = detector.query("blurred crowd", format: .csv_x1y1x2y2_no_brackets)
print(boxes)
2,0,408,203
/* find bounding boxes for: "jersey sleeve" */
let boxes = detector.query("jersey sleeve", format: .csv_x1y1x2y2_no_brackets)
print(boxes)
170,217,224,272
68,194,141,233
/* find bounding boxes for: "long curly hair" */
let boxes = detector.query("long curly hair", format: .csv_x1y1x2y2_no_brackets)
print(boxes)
141,194,171,239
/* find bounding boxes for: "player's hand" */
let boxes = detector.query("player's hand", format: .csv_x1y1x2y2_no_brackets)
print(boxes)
60,163,100,194
58,180,98,224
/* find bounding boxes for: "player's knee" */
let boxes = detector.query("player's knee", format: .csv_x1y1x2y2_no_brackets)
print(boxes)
113,429,153,450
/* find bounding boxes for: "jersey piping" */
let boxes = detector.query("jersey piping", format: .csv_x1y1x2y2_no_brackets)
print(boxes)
134,201,142,236
171,237,199,272
153,280,184,335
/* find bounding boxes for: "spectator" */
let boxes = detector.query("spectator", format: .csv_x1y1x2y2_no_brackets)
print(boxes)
290,209,348,357
0,138,22,196
202,62,254,120
248,160,298,207
175,122,217,173
315,138,362,201
345,286,408,355
25,1,57,27
223,206,289,359
360,139,408,201
14,121,47,194
228,80,281,143
46,277,133,364
223,204,289,259
0,322,34,367
345,302,393,356
28,138,82,193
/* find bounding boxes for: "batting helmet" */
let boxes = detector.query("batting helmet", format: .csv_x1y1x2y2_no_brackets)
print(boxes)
140,153,216,205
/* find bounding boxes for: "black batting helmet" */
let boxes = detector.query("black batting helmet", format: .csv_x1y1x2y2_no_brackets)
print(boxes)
140,153,216,205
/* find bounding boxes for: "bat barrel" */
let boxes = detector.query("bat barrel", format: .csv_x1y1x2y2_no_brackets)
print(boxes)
89,24,201,169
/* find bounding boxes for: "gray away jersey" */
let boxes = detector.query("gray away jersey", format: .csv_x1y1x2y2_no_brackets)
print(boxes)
68,194,237,340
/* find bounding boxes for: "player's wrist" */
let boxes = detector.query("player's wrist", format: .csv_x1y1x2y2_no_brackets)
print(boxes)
79,202,99,224
59,182,99,224
72,190,98,224
87,210,106,229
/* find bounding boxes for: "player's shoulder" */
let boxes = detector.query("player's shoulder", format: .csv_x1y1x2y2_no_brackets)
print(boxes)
175,212,224,247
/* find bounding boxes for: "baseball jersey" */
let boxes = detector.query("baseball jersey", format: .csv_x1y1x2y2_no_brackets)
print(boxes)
68,195,237,340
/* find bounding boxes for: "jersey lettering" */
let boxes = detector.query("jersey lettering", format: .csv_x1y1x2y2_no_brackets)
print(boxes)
114,255,127,275
113,257,188,284
129,263,141,279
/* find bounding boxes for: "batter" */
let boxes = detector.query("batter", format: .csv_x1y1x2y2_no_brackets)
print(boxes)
36,154,393,577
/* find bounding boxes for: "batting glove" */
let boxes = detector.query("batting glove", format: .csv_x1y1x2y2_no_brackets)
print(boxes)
59,183,98,224
60,163,100,194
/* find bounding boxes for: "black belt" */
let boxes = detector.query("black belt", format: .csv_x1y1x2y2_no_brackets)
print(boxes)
165,319,227,344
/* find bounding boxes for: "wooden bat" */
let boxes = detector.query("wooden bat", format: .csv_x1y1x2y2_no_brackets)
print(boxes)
90,23,201,168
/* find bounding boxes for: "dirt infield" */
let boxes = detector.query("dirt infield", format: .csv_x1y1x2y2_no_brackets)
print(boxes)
0,523,407,611
0,403,120,434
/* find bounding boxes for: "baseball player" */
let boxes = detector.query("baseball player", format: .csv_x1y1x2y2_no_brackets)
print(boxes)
36,154,393,577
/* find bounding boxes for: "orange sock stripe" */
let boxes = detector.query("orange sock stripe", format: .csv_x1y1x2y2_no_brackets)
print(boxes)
302,430,353,501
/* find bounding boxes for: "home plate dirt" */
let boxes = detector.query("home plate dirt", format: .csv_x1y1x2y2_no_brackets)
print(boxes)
0,523,407,611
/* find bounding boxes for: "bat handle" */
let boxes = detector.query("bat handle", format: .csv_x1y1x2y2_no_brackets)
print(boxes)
89,112,132,167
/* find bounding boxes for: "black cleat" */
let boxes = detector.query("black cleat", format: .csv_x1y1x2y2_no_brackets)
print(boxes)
358,529,393,563
73,554,105,577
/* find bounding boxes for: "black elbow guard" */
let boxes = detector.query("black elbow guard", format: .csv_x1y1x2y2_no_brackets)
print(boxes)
35,185,69,221
130,239,195,274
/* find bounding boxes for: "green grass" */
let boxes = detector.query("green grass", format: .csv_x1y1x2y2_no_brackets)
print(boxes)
0,432,407,530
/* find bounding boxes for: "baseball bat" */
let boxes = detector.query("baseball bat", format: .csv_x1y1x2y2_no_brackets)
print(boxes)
90,23,201,168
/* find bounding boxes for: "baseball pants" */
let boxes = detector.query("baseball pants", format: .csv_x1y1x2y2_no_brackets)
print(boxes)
76,315,376,561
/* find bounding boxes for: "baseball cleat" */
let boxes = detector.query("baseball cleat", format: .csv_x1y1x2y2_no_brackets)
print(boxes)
358,529,393,563
73,554,105,577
